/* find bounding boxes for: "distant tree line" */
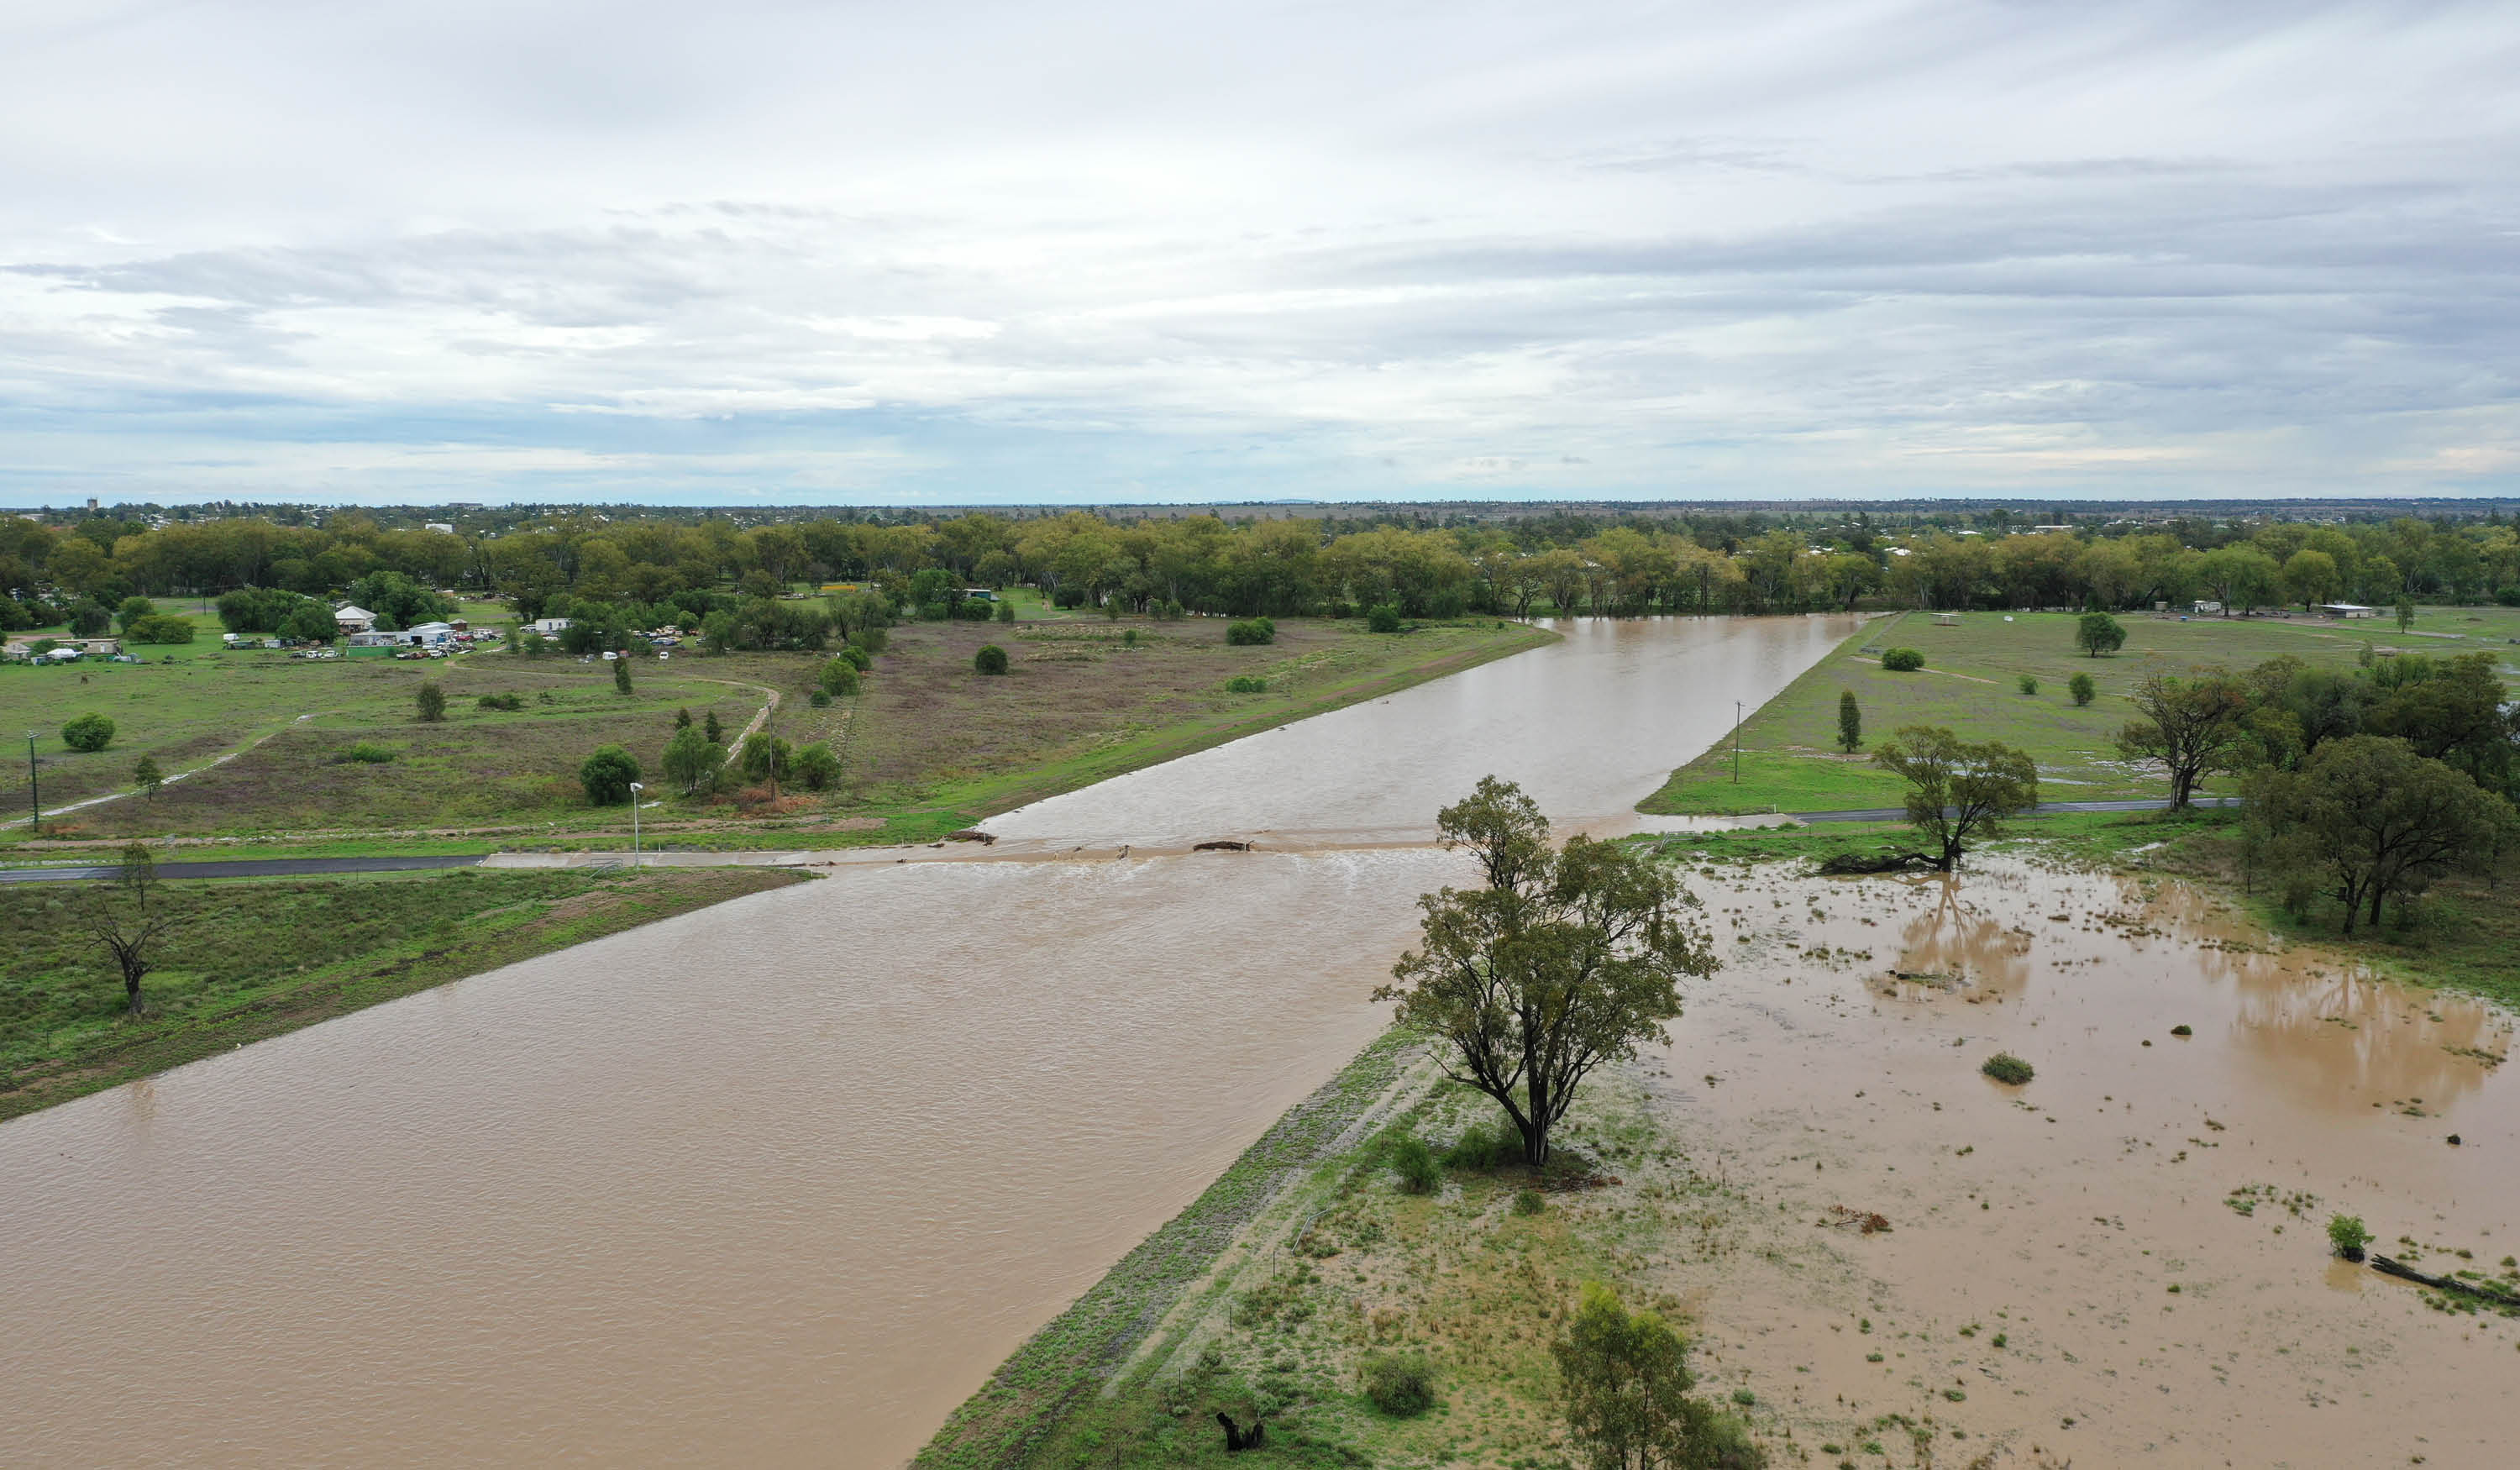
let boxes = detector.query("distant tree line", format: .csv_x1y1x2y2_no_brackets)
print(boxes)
6,503,2519,631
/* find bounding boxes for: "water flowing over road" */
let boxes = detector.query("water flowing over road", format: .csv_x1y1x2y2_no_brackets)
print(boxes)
0,617,1856,1467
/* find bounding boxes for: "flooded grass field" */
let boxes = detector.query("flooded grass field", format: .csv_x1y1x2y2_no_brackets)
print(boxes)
1646,853,2518,1467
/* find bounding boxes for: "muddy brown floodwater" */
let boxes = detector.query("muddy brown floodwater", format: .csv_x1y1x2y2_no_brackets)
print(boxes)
1650,855,2520,1467
0,616,1854,1467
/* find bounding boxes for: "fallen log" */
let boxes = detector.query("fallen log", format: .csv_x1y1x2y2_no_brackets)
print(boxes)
942,830,997,844
1819,849,1943,875
2370,1255,2520,1308
1193,839,1252,852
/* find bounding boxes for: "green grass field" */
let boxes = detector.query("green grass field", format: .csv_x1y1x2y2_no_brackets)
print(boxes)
1638,606,2519,816
0,864,806,1121
3,616,1551,853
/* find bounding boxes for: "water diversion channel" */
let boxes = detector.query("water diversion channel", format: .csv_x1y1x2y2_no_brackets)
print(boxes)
0,616,1857,1467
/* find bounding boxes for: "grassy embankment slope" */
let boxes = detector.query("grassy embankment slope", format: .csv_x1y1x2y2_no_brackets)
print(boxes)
1641,606,2520,817
920,1033,1753,1470
0,865,806,1121
2,616,1551,858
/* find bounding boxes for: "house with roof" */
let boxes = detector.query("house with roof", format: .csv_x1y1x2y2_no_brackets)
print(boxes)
334,604,377,634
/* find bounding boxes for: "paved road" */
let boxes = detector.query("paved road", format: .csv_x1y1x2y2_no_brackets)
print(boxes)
1791,796,2239,823
0,854,486,885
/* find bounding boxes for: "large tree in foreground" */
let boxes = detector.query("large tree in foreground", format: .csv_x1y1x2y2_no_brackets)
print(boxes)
1375,777,1716,1166
1869,725,2039,871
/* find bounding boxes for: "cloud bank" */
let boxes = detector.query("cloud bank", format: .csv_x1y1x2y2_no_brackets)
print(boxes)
3,0,2516,504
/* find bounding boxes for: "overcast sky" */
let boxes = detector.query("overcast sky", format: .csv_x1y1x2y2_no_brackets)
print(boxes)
3,1,2516,507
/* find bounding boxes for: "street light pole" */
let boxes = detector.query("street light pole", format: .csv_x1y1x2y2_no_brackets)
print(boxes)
628,782,643,868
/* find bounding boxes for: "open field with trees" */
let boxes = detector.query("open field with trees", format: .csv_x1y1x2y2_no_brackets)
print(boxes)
3,616,1550,854
1644,606,2520,816
0,864,806,1121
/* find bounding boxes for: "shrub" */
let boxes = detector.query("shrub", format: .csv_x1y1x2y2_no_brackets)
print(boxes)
415,682,446,722
1442,1121,1517,1171
1514,1189,1546,1216
476,692,526,711
848,627,889,655
67,602,113,637
613,656,633,695
124,613,196,644
2016,675,2039,696
1389,1135,1442,1194
974,643,1010,675
2328,1213,2372,1261
1367,603,1402,633
995,601,1016,623
1359,1351,1435,1416
1981,1053,2034,1085
839,644,873,671
342,742,396,764
1880,647,1924,671
819,659,860,696
1121,628,1137,648
580,744,641,805
1226,675,1267,694
2068,672,2096,706
61,713,116,752
117,596,159,631
1226,617,1277,646
808,688,831,707
795,742,842,791
2170,1023,2192,1037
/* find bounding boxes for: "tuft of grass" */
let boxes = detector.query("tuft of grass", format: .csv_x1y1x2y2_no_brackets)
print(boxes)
1981,1053,2035,1085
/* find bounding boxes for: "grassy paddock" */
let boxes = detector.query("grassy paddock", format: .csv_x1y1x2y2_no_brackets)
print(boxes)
1641,608,2399,816
4,616,1551,855
0,865,806,1121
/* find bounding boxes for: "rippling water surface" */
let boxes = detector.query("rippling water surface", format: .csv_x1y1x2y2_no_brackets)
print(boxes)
0,617,1855,1467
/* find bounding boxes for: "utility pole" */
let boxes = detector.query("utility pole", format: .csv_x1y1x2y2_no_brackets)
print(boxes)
24,731,37,832
628,782,643,868
1732,701,1742,785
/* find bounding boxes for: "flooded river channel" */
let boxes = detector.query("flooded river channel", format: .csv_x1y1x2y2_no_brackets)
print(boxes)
0,617,1853,1467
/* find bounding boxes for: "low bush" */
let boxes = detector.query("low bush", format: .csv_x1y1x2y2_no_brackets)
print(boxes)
839,644,873,671
580,744,641,805
2068,672,2097,706
60,712,116,752
1513,1189,1546,1216
1226,675,1267,694
1442,1121,1518,1171
819,659,860,696
995,601,1016,623
1358,1351,1435,1416
475,692,526,711
1226,617,1276,646
1367,603,1402,634
795,742,842,791
1389,1135,1442,1194
415,682,446,722
2017,675,2039,696
974,643,1010,675
848,627,889,655
808,688,831,706
1880,647,1924,671
2328,1213,2372,1261
1981,1052,2034,1084
341,742,396,764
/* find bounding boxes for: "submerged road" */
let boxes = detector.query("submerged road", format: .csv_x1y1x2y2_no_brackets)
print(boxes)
0,853,485,883
0,799,2243,881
